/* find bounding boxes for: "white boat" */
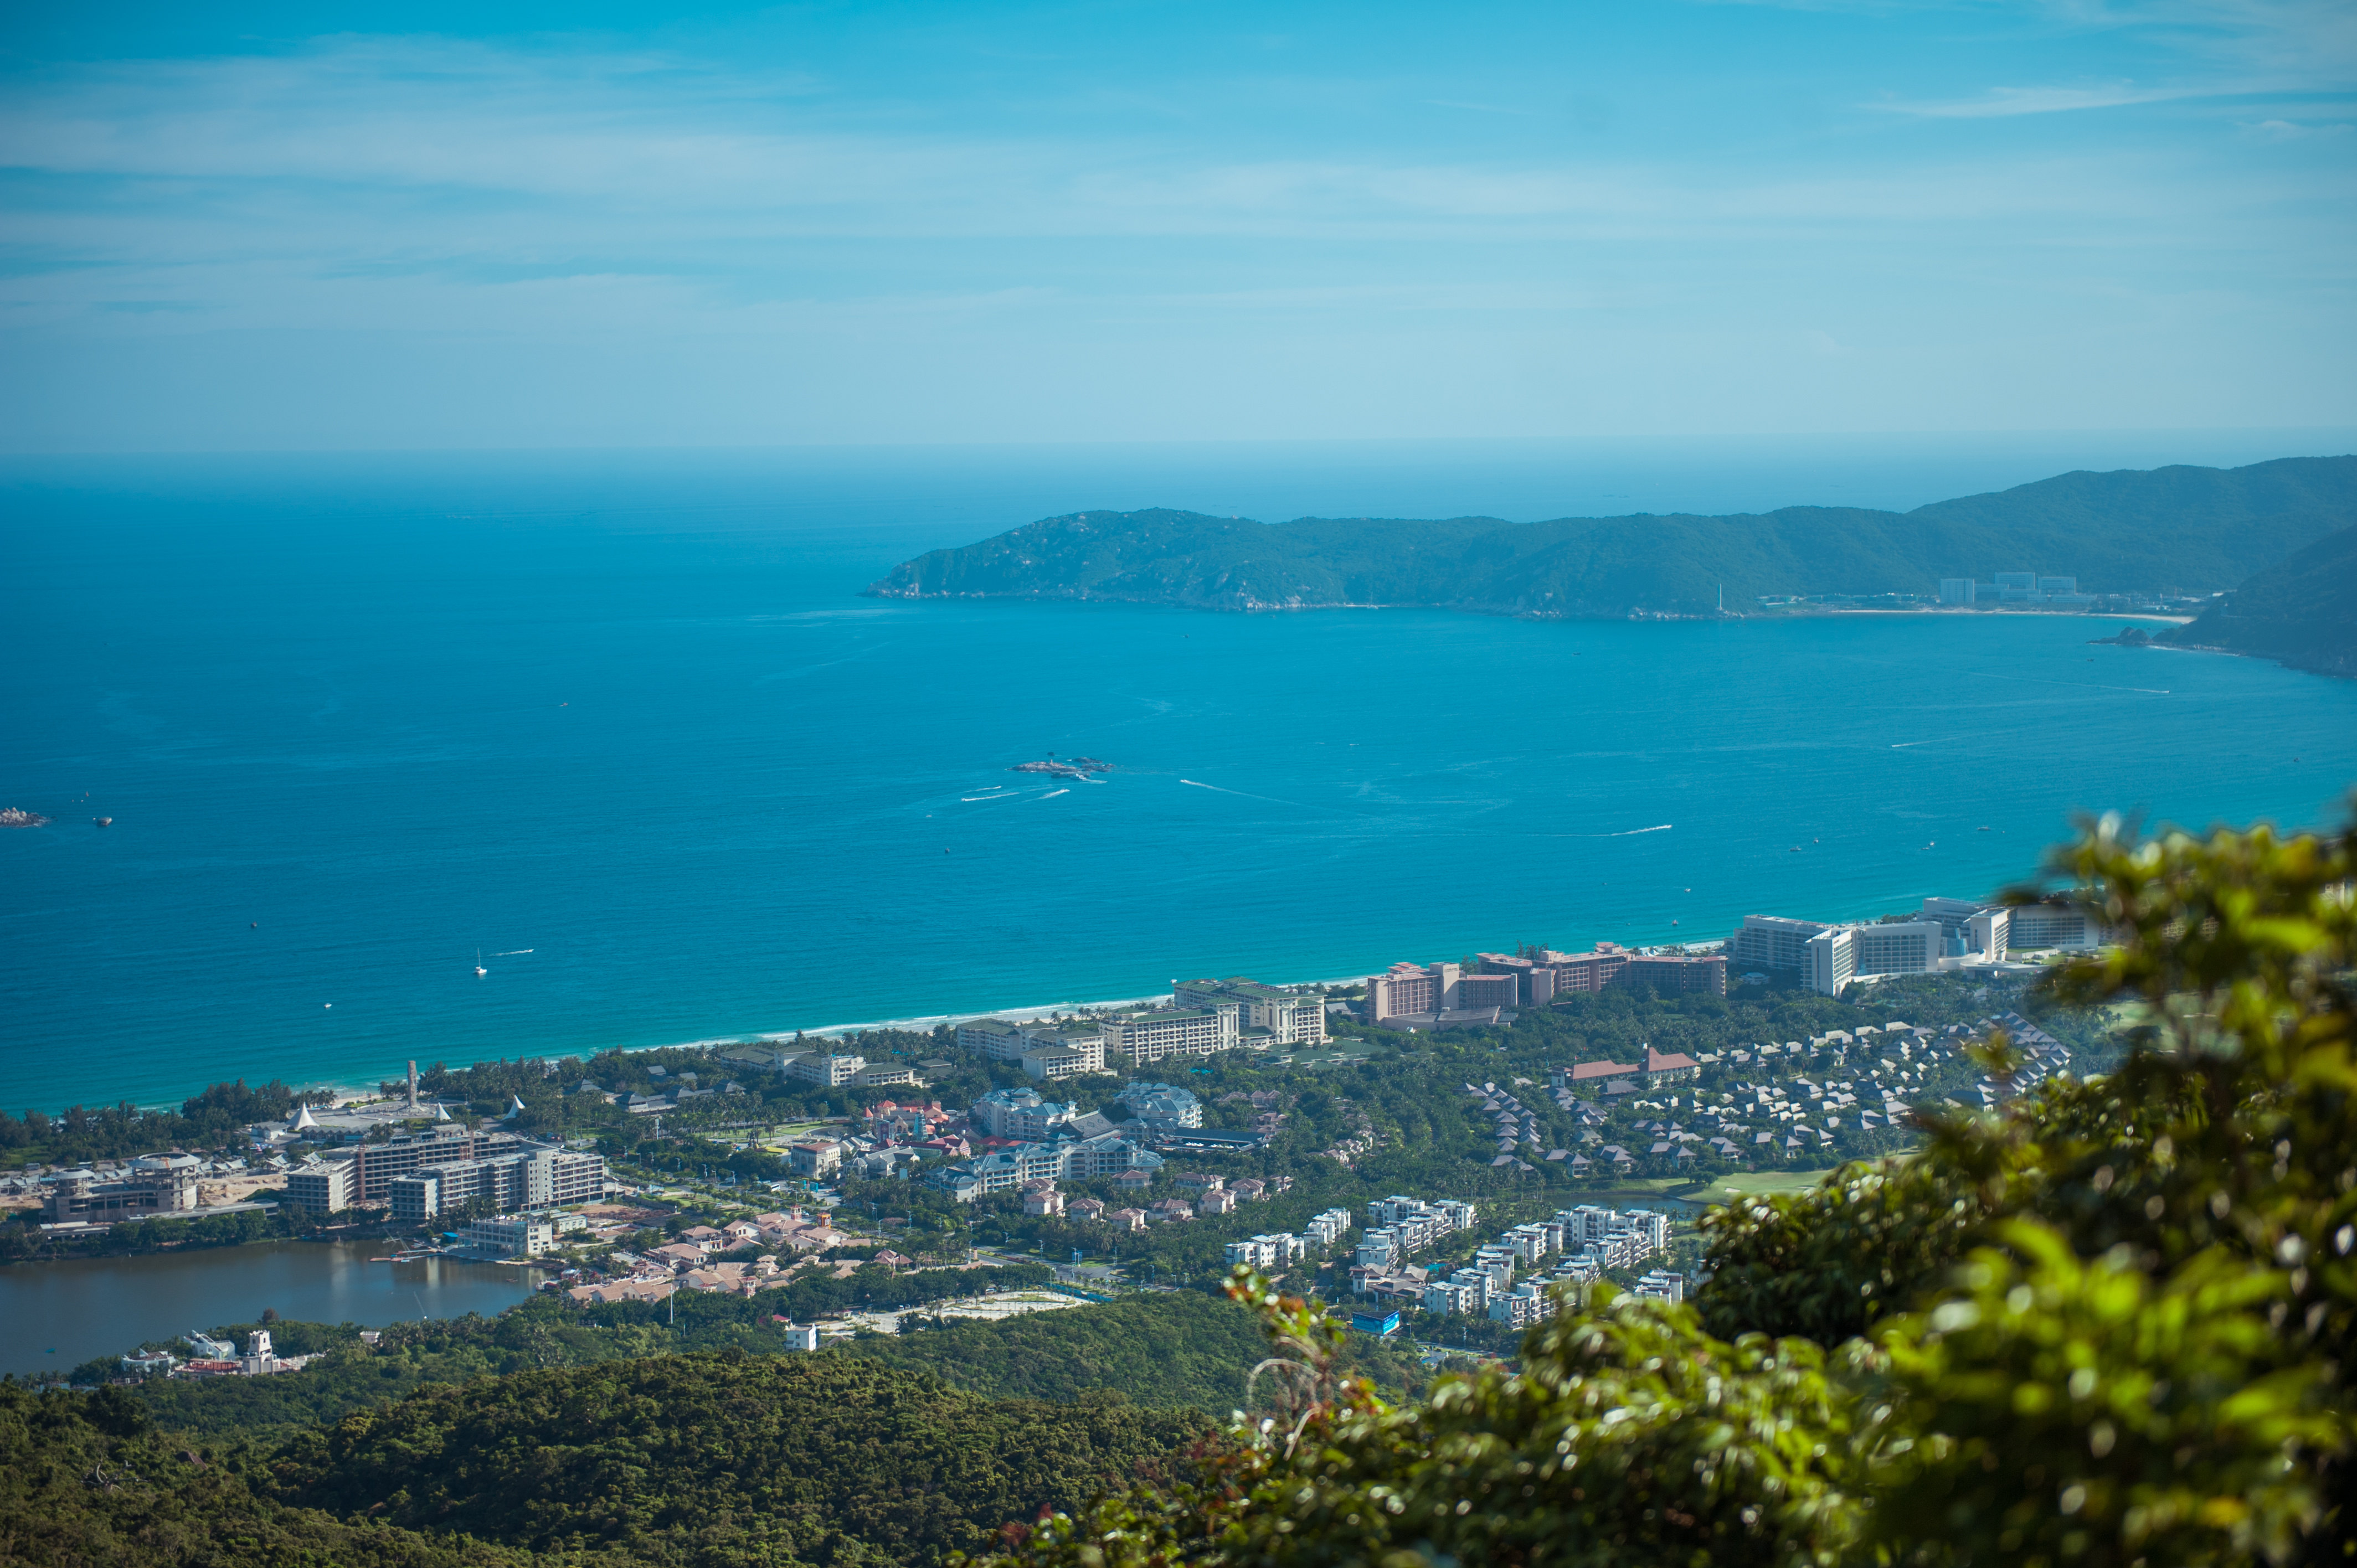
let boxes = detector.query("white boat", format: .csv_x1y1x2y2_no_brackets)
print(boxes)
475,950,488,977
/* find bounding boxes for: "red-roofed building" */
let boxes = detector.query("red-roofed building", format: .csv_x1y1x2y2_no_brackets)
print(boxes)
1567,1059,1641,1082
1643,1046,1701,1081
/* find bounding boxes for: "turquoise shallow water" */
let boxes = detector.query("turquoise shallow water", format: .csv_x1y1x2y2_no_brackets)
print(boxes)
5,442,2354,1114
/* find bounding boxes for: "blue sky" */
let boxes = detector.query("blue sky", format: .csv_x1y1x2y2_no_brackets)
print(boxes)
1,1,2350,450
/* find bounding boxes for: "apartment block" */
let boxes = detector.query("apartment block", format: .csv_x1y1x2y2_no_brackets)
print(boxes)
955,1019,1028,1061
287,1131,600,1216
1728,915,1832,974
2006,902,2104,951
1633,1268,1687,1306
285,1160,357,1215
1619,952,1728,996
385,1147,603,1221
1489,1283,1554,1327
1365,962,1457,1023
1303,1207,1355,1247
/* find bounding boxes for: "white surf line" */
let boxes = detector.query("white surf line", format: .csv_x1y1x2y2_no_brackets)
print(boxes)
1963,672,2171,696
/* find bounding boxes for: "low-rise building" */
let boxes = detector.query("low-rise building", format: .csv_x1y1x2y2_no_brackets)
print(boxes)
1115,1081,1203,1129
1018,1039,1106,1081
956,1018,1029,1061
789,1054,867,1088
788,1139,845,1179
973,1087,1079,1141
455,1214,555,1259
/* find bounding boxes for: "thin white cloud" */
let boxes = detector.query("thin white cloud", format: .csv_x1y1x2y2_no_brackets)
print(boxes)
1868,81,2219,116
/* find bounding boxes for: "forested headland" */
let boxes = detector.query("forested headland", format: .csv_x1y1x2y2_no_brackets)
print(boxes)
864,456,2355,620
2163,519,2357,678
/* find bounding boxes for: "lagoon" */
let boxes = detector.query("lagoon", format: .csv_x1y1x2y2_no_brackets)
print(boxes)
0,1240,549,1378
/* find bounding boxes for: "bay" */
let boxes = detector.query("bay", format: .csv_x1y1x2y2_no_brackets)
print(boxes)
3,437,2354,1117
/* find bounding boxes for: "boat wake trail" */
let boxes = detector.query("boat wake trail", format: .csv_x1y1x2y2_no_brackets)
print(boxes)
493,949,534,956
1038,788,1069,800
1180,778,1305,808
960,792,1018,803
1608,823,1674,835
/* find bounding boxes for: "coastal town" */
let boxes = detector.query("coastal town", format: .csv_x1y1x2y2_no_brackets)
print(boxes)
3,886,2103,1385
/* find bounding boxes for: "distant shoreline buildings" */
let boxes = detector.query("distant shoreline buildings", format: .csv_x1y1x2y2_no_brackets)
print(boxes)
1731,897,2107,996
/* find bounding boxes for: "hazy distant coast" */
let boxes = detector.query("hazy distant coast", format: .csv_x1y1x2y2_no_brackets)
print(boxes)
867,456,2356,629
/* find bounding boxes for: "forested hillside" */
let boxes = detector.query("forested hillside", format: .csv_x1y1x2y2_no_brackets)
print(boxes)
836,1287,1428,1409
0,1384,528,1568
266,1353,1206,1566
2162,519,2357,677
866,455,2355,618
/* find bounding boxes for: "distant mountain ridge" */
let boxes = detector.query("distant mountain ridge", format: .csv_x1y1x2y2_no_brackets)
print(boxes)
865,456,2357,619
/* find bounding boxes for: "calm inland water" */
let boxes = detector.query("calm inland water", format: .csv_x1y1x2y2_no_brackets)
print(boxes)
0,1239,549,1376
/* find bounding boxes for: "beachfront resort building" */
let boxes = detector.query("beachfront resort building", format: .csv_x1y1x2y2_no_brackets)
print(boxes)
1171,978,1329,1048
787,1053,867,1088
1099,1006,1241,1066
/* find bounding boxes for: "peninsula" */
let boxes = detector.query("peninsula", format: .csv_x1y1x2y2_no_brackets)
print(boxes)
865,455,2355,623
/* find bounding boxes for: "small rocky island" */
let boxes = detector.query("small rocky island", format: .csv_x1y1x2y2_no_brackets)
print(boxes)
1,807,52,828
1012,755,1113,779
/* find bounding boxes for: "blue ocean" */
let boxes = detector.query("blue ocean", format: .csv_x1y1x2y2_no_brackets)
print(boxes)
6,435,2355,1115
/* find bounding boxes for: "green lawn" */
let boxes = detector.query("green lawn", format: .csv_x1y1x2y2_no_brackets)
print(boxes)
1697,1168,1840,1198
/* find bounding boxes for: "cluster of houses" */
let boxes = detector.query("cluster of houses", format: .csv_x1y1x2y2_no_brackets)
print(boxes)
782,1099,974,1184
1483,1019,2021,1177
914,1083,1236,1203
1350,1193,1685,1328
563,1208,849,1306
